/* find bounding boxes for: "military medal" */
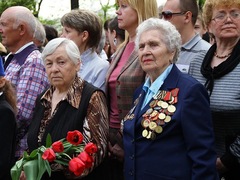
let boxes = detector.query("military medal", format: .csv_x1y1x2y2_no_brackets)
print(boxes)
141,88,179,140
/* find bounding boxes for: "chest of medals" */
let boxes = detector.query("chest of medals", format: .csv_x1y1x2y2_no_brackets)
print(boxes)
141,88,179,140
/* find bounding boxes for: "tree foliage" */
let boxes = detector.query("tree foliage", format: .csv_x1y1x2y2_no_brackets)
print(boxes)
198,0,206,11
0,0,116,25
0,0,44,17
99,0,116,22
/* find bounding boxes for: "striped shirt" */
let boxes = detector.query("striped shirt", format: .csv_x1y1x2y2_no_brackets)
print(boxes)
5,43,49,157
35,77,108,176
189,57,240,156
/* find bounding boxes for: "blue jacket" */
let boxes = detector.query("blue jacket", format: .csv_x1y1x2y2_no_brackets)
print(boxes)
123,65,218,180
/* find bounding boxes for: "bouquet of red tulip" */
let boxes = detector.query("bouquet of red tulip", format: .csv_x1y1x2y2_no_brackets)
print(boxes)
11,130,97,180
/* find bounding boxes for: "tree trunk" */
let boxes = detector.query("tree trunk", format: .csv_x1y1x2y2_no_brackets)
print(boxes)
71,0,79,10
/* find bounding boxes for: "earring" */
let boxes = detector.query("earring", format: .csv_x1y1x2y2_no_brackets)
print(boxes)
113,38,117,46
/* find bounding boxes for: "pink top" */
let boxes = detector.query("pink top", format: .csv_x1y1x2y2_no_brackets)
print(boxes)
108,42,135,129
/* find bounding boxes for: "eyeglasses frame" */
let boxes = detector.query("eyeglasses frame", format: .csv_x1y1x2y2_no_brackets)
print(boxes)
161,11,188,20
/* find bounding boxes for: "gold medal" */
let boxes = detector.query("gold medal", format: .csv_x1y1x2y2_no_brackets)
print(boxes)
157,100,163,107
151,131,156,140
150,110,158,118
142,119,150,128
149,100,158,107
158,112,166,120
142,129,149,137
149,121,157,130
155,126,163,134
164,115,171,122
161,101,169,109
167,105,176,113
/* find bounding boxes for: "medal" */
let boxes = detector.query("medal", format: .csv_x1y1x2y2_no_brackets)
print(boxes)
141,88,179,140
142,129,149,137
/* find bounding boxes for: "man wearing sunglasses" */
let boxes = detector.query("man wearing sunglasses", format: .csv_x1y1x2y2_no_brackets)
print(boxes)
162,0,211,73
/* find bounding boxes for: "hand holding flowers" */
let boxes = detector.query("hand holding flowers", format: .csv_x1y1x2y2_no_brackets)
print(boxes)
11,130,97,180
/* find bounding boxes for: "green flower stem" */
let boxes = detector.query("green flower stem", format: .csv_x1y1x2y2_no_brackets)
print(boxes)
60,152,72,160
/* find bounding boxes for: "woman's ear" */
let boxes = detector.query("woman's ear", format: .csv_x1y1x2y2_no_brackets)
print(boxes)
76,60,81,72
81,30,89,43
113,30,117,38
0,77,6,88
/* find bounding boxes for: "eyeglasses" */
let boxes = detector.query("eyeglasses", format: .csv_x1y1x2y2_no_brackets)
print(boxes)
212,10,240,23
162,11,187,20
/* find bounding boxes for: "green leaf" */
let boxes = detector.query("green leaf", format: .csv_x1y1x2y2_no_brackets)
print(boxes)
15,158,24,169
29,149,39,159
23,159,39,180
43,158,51,177
46,133,52,148
63,144,73,153
37,153,47,180
54,159,69,166
38,145,47,153
11,162,22,180
23,151,29,159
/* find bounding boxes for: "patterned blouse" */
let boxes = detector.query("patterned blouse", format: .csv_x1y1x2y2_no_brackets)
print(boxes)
38,77,109,176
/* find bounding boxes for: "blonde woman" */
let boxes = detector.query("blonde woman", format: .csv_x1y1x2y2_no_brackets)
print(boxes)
105,0,158,179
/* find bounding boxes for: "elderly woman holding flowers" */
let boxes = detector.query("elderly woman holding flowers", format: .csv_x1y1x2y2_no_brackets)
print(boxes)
22,38,108,180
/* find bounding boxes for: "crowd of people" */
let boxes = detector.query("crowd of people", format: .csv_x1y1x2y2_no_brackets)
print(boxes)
0,0,240,179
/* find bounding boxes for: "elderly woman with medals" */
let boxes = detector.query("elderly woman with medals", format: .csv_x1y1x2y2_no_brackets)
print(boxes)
122,18,218,180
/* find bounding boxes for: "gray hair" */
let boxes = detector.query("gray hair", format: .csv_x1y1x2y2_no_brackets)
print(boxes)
33,18,46,45
135,18,181,63
42,38,81,65
10,6,37,36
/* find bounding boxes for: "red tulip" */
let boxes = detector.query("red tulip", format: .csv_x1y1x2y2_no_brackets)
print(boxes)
66,130,83,145
69,157,86,176
84,142,98,154
78,151,94,168
52,141,64,153
42,148,56,162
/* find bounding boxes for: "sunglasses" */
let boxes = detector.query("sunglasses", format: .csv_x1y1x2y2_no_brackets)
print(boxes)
162,11,187,20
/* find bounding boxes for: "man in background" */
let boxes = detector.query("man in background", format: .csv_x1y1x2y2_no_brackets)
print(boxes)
0,6,49,160
162,0,210,73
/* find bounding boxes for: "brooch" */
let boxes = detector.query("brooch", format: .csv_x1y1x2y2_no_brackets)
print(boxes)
141,88,179,140
121,94,142,132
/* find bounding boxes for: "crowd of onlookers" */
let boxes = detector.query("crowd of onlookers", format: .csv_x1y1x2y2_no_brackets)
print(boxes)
0,0,240,179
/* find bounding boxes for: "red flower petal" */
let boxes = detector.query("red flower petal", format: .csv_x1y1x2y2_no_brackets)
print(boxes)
66,130,83,145
69,157,86,176
52,141,64,153
84,142,98,154
42,148,56,162
78,151,94,168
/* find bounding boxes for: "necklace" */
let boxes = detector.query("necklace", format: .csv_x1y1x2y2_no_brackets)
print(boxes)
214,52,231,59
